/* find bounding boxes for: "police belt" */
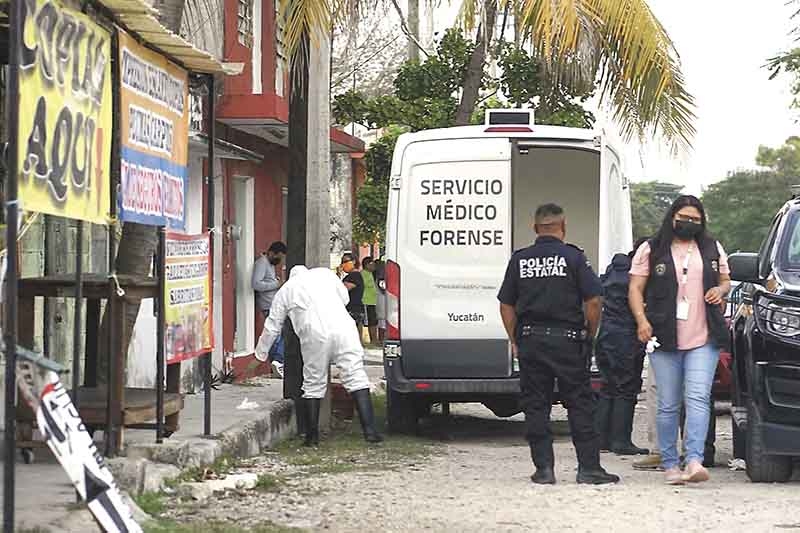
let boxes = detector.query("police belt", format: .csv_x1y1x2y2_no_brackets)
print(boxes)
520,324,588,342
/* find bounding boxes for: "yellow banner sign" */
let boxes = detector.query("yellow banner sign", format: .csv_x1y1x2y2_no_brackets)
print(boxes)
17,0,112,224
164,233,214,364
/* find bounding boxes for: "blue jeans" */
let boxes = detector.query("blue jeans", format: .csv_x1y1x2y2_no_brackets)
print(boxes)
649,344,719,469
262,310,285,365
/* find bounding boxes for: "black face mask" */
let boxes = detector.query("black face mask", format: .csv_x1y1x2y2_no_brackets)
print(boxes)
674,220,702,241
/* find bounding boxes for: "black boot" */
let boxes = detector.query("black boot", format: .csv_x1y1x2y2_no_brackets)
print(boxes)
304,398,321,447
595,396,613,452
351,388,384,443
529,441,556,485
295,397,309,439
575,439,620,485
610,398,649,456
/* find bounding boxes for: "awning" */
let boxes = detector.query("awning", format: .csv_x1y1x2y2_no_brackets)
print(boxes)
188,132,263,162
0,0,231,73
91,0,233,74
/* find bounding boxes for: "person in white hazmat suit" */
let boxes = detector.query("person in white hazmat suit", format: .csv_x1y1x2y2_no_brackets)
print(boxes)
255,265,383,446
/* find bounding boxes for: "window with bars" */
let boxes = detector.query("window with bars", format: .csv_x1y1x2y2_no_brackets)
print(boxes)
237,0,253,48
275,0,287,96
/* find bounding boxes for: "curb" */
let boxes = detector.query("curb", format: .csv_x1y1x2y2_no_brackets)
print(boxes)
109,398,296,495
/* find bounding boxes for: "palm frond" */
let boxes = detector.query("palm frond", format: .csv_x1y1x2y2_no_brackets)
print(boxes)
519,0,696,151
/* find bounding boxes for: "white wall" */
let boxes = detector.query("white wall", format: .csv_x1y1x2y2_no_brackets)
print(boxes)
125,155,208,389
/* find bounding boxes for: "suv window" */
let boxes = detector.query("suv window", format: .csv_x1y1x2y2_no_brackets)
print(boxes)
759,213,784,278
778,211,800,270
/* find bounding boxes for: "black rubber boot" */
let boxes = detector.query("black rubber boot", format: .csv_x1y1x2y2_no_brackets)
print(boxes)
351,388,384,443
304,398,321,447
610,399,649,456
295,397,309,439
595,396,614,452
575,440,620,485
529,441,556,485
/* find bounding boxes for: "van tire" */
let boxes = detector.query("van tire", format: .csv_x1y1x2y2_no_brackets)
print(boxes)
746,400,793,483
386,388,419,435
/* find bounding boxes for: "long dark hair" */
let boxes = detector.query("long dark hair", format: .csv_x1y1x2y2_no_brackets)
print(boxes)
650,195,714,259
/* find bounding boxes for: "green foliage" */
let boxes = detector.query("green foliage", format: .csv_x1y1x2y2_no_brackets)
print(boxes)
134,492,165,516
768,48,800,111
333,29,474,132
630,181,685,241
335,27,598,245
254,473,285,492
497,43,595,128
353,178,390,245
700,137,800,252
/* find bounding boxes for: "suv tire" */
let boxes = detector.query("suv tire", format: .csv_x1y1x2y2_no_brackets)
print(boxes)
746,400,793,483
732,415,746,460
387,388,419,435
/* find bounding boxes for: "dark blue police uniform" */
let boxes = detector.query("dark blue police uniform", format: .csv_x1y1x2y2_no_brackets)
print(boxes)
597,253,644,401
594,253,648,455
498,236,604,474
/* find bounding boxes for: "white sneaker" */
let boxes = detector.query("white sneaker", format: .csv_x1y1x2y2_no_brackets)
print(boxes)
271,361,284,378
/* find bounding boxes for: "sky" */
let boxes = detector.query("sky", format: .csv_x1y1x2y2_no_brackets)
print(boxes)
427,1,800,195
618,0,800,194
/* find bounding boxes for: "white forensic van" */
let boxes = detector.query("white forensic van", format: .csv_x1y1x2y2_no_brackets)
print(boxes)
382,109,633,433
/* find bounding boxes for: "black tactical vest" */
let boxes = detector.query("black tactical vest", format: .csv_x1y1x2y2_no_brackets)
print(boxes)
644,237,729,352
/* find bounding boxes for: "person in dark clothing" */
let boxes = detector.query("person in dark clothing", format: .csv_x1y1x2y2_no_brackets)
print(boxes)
498,203,619,485
595,238,650,456
341,253,365,331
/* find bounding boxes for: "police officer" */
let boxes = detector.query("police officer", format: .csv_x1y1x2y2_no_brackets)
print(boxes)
498,203,620,485
595,239,649,456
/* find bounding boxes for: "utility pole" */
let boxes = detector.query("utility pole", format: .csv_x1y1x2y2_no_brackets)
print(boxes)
407,0,420,62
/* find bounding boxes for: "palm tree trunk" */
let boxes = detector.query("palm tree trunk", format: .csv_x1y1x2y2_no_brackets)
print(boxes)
287,33,309,271
455,0,497,125
283,30,309,401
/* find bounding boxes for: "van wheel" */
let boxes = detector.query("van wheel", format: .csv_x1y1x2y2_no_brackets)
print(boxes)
746,401,793,483
386,388,419,435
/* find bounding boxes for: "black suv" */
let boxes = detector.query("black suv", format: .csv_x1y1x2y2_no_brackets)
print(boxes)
729,196,800,482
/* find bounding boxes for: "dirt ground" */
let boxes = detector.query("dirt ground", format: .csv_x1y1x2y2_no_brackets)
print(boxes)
157,401,800,533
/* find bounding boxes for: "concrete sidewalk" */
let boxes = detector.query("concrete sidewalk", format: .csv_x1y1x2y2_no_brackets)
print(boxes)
2,376,296,531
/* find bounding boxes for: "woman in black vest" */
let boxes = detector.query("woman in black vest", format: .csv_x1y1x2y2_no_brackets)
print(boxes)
629,195,731,485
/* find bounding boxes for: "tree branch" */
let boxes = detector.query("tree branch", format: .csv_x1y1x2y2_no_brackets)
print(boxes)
388,0,430,59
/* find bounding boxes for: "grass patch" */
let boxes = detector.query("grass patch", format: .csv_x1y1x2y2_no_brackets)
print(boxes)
135,491,166,516
254,473,284,492
144,520,305,533
275,393,439,476
175,455,239,484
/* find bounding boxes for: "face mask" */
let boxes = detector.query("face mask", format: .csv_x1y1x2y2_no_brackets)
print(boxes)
268,256,281,265
342,262,354,273
674,220,702,241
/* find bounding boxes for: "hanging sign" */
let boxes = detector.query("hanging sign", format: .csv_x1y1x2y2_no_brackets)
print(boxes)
17,0,112,224
118,30,189,231
164,232,214,363
14,364,143,533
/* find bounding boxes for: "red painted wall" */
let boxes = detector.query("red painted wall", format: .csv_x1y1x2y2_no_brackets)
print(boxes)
223,0,280,99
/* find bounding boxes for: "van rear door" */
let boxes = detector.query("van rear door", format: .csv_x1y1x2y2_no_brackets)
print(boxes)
396,137,512,379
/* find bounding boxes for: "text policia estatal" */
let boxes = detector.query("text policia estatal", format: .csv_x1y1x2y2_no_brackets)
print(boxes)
19,0,109,203
419,178,505,247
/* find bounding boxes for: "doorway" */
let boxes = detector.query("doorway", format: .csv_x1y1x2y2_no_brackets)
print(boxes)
233,176,255,355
